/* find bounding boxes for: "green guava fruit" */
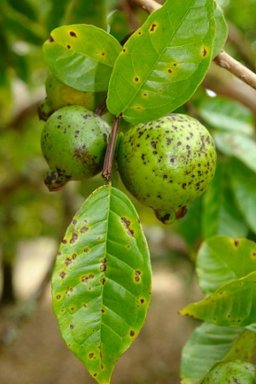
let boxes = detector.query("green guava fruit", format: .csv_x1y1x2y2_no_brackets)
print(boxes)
41,105,110,191
202,360,256,383
45,72,95,111
117,114,216,224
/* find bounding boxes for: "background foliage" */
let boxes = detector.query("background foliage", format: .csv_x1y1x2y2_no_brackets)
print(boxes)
1,0,256,383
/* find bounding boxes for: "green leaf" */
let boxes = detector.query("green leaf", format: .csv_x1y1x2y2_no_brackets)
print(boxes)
202,165,248,239
52,185,152,384
214,132,256,173
213,4,228,58
198,96,254,136
180,322,242,384
107,0,215,124
43,24,121,92
196,236,256,294
229,158,256,233
180,271,256,327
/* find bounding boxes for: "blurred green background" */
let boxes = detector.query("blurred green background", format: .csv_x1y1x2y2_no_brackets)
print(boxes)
0,0,256,383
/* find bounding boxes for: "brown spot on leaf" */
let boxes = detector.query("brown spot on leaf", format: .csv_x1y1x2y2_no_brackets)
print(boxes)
81,274,94,283
59,271,66,279
70,231,78,244
56,294,62,300
88,352,94,359
100,258,107,272
69,31,77,37
80,225,89,233
100,277,106,285
121,217,134,236
130,330,135,337
234,239,239,247
67,44,71,49
201,46,208,57
134,270,141,282
70,324,75,329
149,22,158,32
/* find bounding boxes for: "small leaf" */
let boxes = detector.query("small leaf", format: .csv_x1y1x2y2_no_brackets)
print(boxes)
107,0,215,123
214,131,256,173
197,236,256,294
43,24,122,92
180,322,242,384
229,158,256,234
52,185,152,384
180,271,256,327
212,4,228,58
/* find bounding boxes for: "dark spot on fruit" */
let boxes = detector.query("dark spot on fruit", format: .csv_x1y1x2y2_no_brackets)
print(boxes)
151,140,157,149
175,206,187,220
48,35,54,42
69,31,77,37
168,68,173,74
67,45,71,49
121,217,134,236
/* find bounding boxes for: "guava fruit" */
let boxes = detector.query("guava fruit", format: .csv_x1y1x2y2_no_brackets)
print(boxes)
117,114,216,224
202,360,256,383
41,105,110,191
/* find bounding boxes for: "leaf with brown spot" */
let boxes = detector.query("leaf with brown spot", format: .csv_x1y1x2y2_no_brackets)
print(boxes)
43,24,121,92
52,185,152,384
107,0,215,123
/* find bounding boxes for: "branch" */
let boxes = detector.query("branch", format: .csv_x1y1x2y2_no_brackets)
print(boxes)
214,50,256,91
132,0,256,92
102,116,121,182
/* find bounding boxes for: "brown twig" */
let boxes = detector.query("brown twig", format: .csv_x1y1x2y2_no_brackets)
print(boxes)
102,116,121,182
214,50,256,91
132,0,256,92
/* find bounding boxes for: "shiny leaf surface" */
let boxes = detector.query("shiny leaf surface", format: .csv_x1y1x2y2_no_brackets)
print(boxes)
43,24,121,92
52,185,152,384
107,0,215,123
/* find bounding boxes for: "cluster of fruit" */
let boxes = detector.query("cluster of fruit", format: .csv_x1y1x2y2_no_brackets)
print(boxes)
39,73,217,224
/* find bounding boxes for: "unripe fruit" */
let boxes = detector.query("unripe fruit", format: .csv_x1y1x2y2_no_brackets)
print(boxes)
117,114,216,224
41,105,110,191
202,360,256,383
45,72,95,112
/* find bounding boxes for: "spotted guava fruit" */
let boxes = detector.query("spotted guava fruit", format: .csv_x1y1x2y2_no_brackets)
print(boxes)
45,72,95,112
202,360,256,383
41,105,110,191
117,114,217,224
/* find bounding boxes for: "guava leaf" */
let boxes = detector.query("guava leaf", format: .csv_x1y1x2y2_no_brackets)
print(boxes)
214,131,256,173
107,0,215,124
213,4,228,58
180,271,256,327
223,329,256,362
229,158,256,234
43,24,121,92
52,185,152,384
180,322,242,384
202,165,248,239
198,96,254,136
197,236,256,294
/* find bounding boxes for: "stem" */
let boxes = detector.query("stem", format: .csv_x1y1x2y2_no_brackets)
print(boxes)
102,116,121,182
214,50,256,91
133,0,256,92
